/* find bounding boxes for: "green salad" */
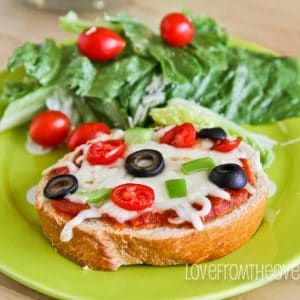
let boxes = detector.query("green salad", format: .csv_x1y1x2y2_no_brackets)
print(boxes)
0,11,299,168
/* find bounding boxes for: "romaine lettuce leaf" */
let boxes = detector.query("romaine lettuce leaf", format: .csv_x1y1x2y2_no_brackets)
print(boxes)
87,55,157,100
106,16,205,83
168,48,300,124
0,77,39,105
60,55,97,96
88,98,129,129
1,11,299,134
150,98,276,168
45,89,81,126
8,39,62,85
0,86,55,131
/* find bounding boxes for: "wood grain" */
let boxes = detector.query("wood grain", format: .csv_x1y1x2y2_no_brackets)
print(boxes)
0,0,299,299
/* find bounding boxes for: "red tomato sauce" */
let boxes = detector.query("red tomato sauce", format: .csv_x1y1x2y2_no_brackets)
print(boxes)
51,159,255,229
52,199,89,217
99,188,249,229
49,166,70,178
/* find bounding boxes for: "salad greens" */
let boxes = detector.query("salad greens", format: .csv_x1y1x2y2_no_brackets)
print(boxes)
8,39,62,85
0,11,299,166
0,86,55,131
150,98,276,168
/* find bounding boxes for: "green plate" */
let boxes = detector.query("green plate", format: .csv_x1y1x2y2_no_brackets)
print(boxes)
0,41,300,300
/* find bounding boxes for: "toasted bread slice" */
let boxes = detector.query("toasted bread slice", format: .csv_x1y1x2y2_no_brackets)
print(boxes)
36,143,268,271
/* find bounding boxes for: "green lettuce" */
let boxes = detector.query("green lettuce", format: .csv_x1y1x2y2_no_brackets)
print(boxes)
0,86,55,131
150,98,276,168
8,39,62,85
60,55,97,96
0,11,299,138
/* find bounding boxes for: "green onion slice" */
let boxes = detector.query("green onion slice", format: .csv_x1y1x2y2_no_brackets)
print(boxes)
84,188,112,204
165,178,187,198
181,157,215,175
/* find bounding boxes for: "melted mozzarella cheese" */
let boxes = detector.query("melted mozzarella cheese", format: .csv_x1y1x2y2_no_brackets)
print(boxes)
68,141,245,203
47,129,253,242
60,207,100,242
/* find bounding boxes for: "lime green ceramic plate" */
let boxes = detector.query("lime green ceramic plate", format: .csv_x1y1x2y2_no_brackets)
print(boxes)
0,41,300,300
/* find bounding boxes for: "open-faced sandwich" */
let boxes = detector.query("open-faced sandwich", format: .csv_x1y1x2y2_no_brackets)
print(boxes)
35,123,269,271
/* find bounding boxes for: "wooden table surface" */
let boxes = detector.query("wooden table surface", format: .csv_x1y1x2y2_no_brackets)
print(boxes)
0,0,299,299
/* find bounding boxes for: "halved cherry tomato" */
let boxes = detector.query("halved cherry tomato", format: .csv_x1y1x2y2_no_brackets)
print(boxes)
212,137,242,152
112,183,155,211
160,123,196,148
67,122,111,151
52,199,89,217
29,110,71,147
160,12,195,47
87,139,125,165
77,27,126,61
204,189,248,222
240,158,255,186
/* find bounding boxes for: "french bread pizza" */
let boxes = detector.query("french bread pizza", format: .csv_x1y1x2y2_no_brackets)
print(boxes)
35,124,269,271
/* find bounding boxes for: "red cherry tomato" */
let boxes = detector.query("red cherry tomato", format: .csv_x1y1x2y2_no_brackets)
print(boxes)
212,137,242,152
87,139,125,165
160,123,196,148
77,27,126,61
29,110,71,147
52,199,89,217
112,183,155,211
160,12,195,47
68,122,111,151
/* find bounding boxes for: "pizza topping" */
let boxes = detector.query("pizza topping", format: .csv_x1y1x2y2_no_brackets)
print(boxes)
83,188,112,204
240,158,255,186
49,166,70,177
197,127,227,141
41,126,261,240
165,178,187,198
212,137,242,152
112,183,155,211
160,123,196,148
125,149,165,177
87,139,125,165
44,174,78,200
181,157,215,174
204,189,249,222
60,207,100,242
52,199,89,217
124,127,154,144
209,163,247,189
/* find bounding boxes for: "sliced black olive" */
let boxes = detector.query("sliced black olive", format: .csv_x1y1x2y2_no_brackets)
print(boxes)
43,174,78,200
197,127,227,140
208,163,247,189
125,149,165,177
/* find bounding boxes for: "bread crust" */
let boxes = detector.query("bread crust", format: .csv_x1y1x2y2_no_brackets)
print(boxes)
36,143,269,271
